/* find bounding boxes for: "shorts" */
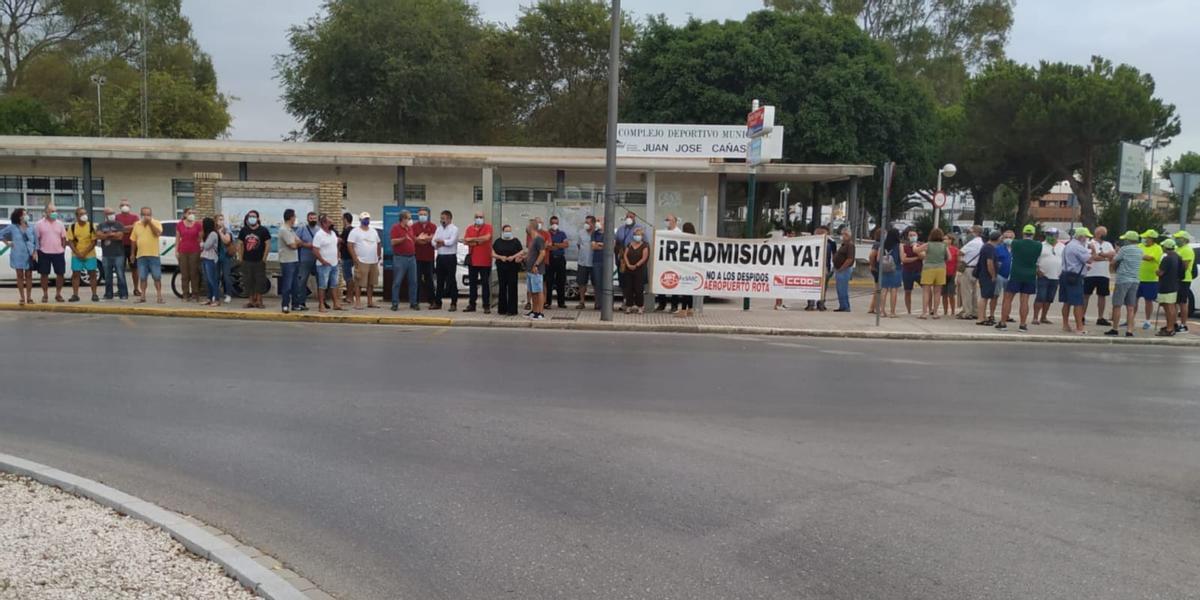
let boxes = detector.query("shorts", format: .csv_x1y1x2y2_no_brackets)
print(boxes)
902,270,920,291
994,275,1008,296
354,261,379,289
1006,279,1036,295
1036,277,1059,303
920,267,946,286
1112,282,1138,307
1157,292,1178,305
242,260,267,293
571,266,590,286
1137,282,1158,301
37,252,65,276
1084,276,1110,297
71,256,97,272
136,256,162,281
1059,278,1085,306
316,264,338,290
527,272,544,294
978,275,997,299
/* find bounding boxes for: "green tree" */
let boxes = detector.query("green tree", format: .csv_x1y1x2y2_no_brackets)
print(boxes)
277,0,508,144
1159,152,1200,223
2,0,231,138
626,10,939,223
499,0,636,147
764,0,1014,104
1023,57,1180,229
0,95,61,134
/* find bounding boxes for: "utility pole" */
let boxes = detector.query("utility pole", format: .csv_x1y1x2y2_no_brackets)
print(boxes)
141,0,149,138
599,0,621,322
89,74,107,135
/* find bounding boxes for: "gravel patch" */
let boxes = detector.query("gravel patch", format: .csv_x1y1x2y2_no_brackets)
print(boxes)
0,472,258,600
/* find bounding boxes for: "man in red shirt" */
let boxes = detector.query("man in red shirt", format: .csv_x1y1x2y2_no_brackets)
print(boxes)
175,207,203,301
389,209,419,310
463,210,494,313
115,199,142,295
413,207,438,308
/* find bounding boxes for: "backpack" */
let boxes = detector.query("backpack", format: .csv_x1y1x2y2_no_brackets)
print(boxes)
881,250,896,274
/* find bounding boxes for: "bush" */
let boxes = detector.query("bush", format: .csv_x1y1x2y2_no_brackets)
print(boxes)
1098,201,1165,236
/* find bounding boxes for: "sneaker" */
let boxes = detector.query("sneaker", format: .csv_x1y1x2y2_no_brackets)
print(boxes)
462,305,476,313
1180,325,1190,333
91,294,99,302
654,304,666,312
1096,318,1112,327
995,323,1007,331
530,312,545,320
68,295,80,302
1125,332,1134,337
391,303,399,311
224,295,232,304
103,295,114,300
483,307,491,314
282,306,290,314
449,303,457,312
1142,320,1152,330
410,304,420,310
1103,329,1118,336
1018,325,1029,332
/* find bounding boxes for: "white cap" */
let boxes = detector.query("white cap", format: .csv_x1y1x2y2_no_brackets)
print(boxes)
359,211,371,220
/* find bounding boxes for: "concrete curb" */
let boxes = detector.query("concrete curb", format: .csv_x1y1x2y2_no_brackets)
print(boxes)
2,302,1198,347
0,453,312,600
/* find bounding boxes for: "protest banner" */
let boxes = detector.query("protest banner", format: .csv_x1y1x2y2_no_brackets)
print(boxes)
650,230,827,300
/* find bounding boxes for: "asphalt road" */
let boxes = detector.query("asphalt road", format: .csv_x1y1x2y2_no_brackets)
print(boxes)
1,313,1198,600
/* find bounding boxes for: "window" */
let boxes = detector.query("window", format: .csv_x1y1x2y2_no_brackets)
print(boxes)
0,175,105,218
172,179,195,218
391,184,427,203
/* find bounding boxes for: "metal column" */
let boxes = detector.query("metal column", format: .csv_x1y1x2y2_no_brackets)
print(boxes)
395,166,407,207
82,158,94,215
238,161,248,181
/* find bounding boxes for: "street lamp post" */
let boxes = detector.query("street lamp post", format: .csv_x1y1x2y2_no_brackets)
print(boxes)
89,74,107,136
779,184,790,227
934,163,956,228
599,0,621,322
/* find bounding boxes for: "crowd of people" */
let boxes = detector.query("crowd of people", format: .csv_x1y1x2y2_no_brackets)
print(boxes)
868,224,1195,336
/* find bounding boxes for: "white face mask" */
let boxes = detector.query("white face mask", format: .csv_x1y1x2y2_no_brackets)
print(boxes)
550,224,559,231
106,214,115,221
78,214,88,223
186,213,196,222
474,217,484,226
120,205,131,213
625,218,634,226
247,216,258,226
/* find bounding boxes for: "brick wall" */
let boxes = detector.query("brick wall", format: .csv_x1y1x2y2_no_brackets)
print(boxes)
193,172,223,217
318,181,343,218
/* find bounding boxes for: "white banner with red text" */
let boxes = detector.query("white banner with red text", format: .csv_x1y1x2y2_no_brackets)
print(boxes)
650,230,828,300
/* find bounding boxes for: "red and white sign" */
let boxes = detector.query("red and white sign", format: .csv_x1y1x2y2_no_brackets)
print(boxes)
651,229,827,300
746,106,775,139
932,190,947,209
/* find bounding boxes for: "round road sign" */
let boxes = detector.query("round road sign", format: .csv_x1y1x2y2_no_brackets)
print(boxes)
932,191,947,209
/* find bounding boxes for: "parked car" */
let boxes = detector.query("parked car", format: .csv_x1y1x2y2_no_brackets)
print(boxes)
0,219,104,286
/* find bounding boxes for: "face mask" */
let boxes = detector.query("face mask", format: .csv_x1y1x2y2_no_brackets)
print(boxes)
625,218,634,226
440,220,448,226
49,212,58,220
361,218,370,227
586,223,594,231
474,217,484,226
502,231,514,240
187,213,198,222
106,214,115,222
307,219,317,227
247,216,258,226
633,235,643,243
908,236,917,243
120,205,131,214
418,215,428,223
78,214,88,223
1003,238,1013,246
550,223,559,231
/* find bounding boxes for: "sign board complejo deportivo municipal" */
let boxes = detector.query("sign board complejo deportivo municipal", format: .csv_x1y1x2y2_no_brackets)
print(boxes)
616,124,784,160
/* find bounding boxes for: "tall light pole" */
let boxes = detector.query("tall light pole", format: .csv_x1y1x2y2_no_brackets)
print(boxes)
141,0,149,138
934,163,956,227
599,0,621,322
779,184,791,226
89,74,107,136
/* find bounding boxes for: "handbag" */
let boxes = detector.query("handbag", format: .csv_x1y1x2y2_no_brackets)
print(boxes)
881,251,896,274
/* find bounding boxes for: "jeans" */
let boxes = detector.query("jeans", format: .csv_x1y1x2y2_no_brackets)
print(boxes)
417,260,435,305
497,266,519,314
341,258,354,288
102,255,128,299
279,261,299,309
391,254,418,306
202,258,220,302
296,258,316,306
435,254,458,304
316,264,338,289
137,256,162,281
835,268,853,310
217,254,234,298
545,256,567,307
468,265,491,309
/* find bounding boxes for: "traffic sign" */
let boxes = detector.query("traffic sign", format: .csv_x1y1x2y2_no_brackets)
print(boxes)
932,190,947,209
746,106,775,139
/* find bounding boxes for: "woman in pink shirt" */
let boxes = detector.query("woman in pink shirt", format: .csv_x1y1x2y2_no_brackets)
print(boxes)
175,208,203,301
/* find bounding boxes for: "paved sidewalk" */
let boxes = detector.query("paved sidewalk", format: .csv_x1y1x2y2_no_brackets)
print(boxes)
1,286,1196,346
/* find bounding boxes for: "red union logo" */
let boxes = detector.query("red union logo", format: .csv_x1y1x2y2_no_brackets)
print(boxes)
773,275,820,288
660,271,681,290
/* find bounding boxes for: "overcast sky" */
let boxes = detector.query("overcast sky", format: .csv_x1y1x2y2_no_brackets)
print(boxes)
182,0,1198,167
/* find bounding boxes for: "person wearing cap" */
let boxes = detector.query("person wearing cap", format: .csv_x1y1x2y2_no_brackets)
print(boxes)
1173,230,1194,333
1082,226,1115,327
462,210,494,313
1034,228,1062,325
1104,231,1144,337
1137,229,1163,330
998,224,1042,332
1059,227,1093,334
348,211,382,309
1155,239,1184,336
276,209,301,313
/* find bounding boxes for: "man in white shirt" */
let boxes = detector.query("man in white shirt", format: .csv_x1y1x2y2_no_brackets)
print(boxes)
1082,226,1115,326
1034,228,1062,324
956,225,984,319
312,213,344,313
347,211,382,309
433,210,460,311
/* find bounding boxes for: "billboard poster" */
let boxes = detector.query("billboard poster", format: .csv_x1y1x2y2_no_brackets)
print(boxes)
1118,142,1147,194
650,230,827,300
